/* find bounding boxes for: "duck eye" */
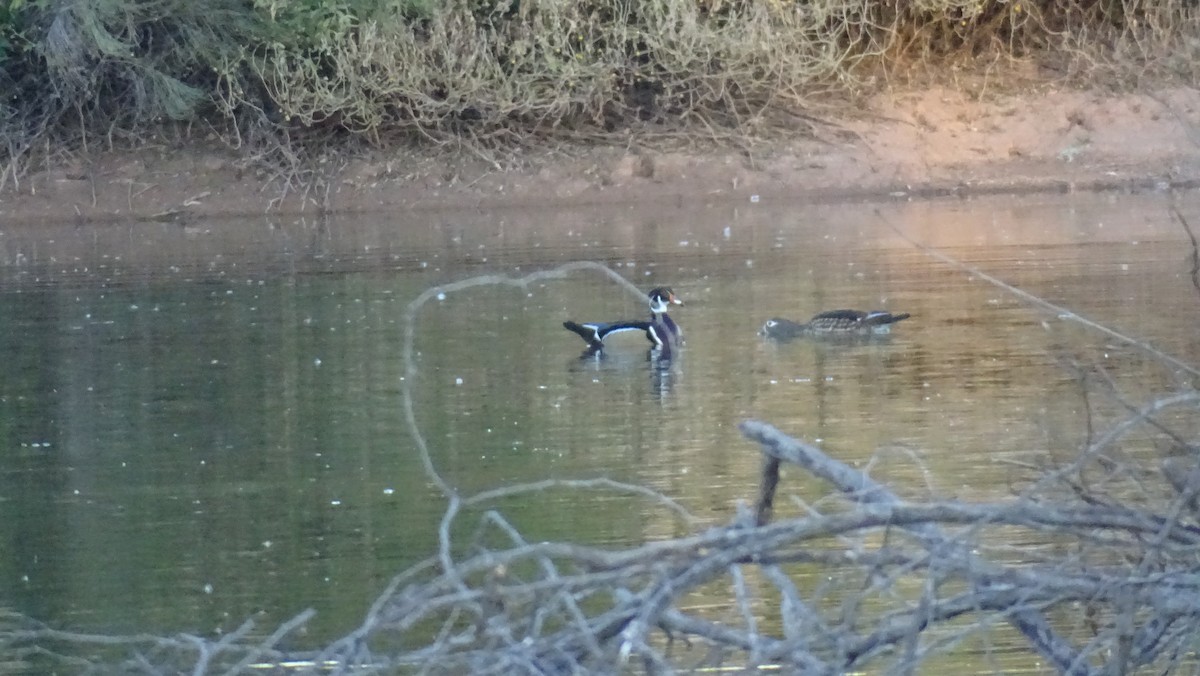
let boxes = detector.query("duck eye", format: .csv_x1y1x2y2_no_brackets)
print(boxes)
766,320,776,327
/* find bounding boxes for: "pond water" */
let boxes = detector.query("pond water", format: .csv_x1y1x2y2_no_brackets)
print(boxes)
1,190,1198,668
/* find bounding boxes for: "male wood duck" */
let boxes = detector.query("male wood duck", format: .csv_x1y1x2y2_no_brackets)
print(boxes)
563,286,683,352
759,309,910,341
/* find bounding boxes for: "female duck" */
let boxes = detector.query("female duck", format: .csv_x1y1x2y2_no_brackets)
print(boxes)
564,287,683,352
759,309,910,341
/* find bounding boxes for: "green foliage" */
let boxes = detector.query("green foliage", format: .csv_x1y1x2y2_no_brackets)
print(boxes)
34,0,259,119
254,0,369,50
0,0,268,156
0,0,32,63
251,0,440,51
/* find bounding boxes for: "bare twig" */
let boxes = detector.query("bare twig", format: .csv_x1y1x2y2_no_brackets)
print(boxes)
1169,204,1200,304
877,208,1200,378
11,250,1200,675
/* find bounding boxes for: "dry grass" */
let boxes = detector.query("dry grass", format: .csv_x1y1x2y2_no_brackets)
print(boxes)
3,0,1200,185
248,0,862,145
242,0,1200,149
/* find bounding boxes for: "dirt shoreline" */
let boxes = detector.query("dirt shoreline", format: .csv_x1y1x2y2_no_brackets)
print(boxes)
2,86,1198,224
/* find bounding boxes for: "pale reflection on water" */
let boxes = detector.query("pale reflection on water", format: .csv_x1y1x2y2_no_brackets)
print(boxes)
1,191,1197,667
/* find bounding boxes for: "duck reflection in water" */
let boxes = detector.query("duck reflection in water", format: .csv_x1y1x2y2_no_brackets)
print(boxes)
569,344,681,399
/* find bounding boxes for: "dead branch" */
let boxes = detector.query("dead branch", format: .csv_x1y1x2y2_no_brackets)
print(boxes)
1170,204,1200,305
7,263,1200,675
7,421,1199,673
876,208,1200,379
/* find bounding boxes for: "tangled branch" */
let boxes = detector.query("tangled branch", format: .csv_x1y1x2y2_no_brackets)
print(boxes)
4,254,1199,673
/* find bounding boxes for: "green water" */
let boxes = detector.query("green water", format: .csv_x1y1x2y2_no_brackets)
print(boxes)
1,192,1198,668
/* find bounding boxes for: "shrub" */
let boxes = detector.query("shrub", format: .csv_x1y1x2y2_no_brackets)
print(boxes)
247,0,1200,144
250,0,867,141
1,0,1199,172
0,0,260,160
0,0,27,64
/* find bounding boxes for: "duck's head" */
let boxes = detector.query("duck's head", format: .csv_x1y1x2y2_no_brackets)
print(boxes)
758,317,796,339
647,287,682,314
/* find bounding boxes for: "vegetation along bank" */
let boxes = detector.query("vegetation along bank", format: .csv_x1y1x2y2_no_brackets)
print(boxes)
3,0,1200,219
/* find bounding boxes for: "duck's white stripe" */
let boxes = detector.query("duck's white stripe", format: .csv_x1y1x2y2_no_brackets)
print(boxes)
594,325,645,338
646,325,663,347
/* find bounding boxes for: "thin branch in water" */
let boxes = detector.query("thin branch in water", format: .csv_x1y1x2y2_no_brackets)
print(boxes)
217,608,316,676
755,455,781,526
875,208,1200,379
1169,204,1200,304
399,261,659,581
464,477,701,527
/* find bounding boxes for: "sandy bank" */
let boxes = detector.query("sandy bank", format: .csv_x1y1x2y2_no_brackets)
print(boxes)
2,86,1198,224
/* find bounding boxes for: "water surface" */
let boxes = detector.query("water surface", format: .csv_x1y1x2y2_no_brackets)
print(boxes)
1,191,1197,665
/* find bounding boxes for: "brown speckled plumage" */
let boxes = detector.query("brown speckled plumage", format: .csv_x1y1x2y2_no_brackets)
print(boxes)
759,309,910,341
